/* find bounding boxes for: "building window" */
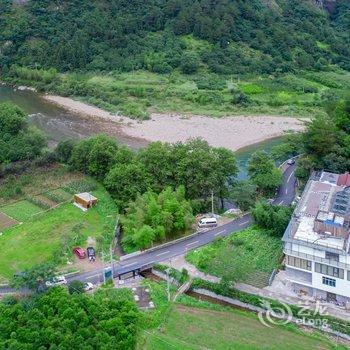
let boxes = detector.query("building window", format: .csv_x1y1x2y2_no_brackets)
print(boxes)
286,256,312,271
315,263,344,279
325,252,339,262
347,270,350,281
322,276,336,287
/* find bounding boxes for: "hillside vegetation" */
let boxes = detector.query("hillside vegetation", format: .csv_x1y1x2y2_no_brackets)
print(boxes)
1,0,349,73
1,0,350,118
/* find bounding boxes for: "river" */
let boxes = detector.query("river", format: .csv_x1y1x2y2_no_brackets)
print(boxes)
0,85,283,178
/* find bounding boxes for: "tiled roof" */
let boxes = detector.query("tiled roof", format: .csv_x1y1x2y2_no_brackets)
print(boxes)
337,173,350,187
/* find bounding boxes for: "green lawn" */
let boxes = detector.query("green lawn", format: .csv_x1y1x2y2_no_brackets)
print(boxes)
186,227,283,287
141,304,337,350
0,185,117,280
0,200,42,222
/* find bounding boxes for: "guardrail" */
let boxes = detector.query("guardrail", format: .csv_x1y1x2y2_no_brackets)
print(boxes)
119,228,213,262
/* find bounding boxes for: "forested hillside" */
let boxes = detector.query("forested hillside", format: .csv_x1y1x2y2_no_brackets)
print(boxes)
1,0,349,74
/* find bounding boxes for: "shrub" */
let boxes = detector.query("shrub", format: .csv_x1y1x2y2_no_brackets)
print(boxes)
64,180,96,194
44,191,66,203
25,196,50,210
240,83,264,95
120,102,150,120
180,53,200,74
68,280,85,294
231,90,251,105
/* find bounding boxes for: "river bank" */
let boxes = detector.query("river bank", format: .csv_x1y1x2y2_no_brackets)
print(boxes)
44,94,307,152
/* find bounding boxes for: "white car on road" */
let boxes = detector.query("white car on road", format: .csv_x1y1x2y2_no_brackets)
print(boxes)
84,282,94,291
45,276,67,287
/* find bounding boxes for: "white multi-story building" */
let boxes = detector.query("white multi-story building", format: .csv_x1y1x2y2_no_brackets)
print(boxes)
283,171,350,304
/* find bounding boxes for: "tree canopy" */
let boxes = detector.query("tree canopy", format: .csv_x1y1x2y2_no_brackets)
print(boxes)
121,186,194,251
279,95,350,181
0,102,46,166
0,287,139,350
248,151,283,197
66,136,237,211
0,0,349,75
252,201,293,236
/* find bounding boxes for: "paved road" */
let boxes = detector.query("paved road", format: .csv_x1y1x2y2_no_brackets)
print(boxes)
0,163,297,291
67,163,297,286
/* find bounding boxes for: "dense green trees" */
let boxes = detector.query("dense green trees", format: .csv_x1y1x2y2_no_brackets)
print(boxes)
248,151,283,197
11,263,56,292
122,186,194,251
59,135,238,250
278,95,350,181
0,287,139,349
1,0,349,76
69,135,120,180
64,136,238,211
229,180,257,212
0,102,46,166
105,162,150,209
252,201,293,236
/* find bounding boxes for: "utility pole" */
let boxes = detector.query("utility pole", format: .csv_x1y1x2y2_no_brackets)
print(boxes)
165,268,171,301
211,190,214,215
111,217,119,278
102,251,107,284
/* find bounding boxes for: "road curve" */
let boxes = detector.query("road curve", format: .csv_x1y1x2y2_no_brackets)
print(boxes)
0,163,297,291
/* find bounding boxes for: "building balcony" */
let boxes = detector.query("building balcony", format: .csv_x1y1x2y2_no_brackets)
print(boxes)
284,248,350,270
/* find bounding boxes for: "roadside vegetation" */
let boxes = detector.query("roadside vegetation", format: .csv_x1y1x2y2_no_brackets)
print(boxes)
121,186,194,252
269,95,350,183
186,227,283,288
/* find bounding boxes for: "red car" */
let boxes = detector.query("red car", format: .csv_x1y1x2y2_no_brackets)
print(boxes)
73,247,86,259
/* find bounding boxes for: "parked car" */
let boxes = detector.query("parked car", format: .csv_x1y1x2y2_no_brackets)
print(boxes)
198,217,218,228
45,275,67,287
73,247,86,259
287,159,296,165
13,271,27,279
86,246,96,261
84,282,94,291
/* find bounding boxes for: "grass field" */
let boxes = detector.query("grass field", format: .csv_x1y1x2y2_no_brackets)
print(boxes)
141,304,338,350
0,174,117,281
138,282,341,350
0,200,42,222
186,227,283,287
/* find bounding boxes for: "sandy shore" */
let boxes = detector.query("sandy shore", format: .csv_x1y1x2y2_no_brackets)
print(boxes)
44,95,307,151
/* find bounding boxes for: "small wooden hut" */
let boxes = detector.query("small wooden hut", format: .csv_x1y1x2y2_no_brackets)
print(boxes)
74,192,98,209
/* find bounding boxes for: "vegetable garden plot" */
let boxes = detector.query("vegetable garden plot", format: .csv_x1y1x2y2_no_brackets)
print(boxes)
0,212,18,231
